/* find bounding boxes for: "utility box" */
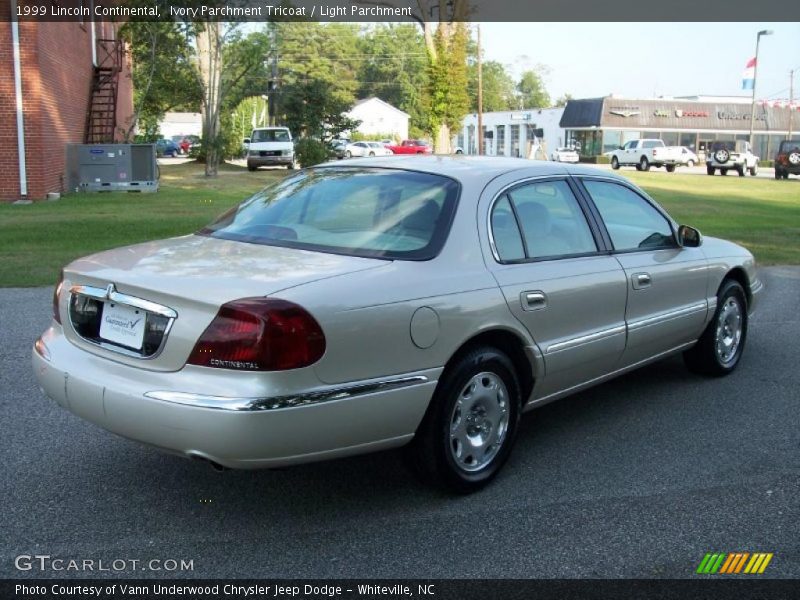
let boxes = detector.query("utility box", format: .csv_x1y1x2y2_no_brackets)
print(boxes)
66,144,158,193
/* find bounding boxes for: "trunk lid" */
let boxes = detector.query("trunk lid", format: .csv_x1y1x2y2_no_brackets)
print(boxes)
62,235,388,371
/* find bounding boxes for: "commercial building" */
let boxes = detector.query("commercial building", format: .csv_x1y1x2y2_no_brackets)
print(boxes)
1,10,133,201
159,112,202,140
456,108,565,157
560,95,798,160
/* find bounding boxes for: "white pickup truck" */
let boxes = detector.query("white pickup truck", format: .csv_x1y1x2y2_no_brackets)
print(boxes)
610,139,684,172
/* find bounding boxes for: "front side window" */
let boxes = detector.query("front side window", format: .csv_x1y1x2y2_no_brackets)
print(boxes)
490,180,597,261
582,180,676,251
199,168,460,261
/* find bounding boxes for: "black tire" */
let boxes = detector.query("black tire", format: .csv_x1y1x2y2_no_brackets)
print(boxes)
247,163,257,172
721,169,728,176
666,164,676,173
611,156,620,170
714,149,730,164
407,346,522,493
749,163,758,176
687,160,695,168
775,169,783,180
737,166,746,177
683,279,748,377
707,166,715,176
639,156,650,172
345,150,352,158
368,151,375,157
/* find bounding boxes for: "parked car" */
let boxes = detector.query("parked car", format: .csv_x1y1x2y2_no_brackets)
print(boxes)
179,135,201,155
610,139,684,172
345,141,393,158
773,139,800,180
678,147,698,167
155,139,180,157
330,139,349,160
35,157,761,492
551,147,579,163
706,140,759,177
245,127,296,170
386,139,433,154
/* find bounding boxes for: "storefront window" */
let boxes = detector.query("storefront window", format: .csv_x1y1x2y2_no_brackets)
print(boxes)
569,130,601,156
602,130,622,153
643,131,661,139
679,133,696,150
753,135,769,159
510,125,520,157
661,132,679,146
496,125,506,155
483,126,491,155
621,131,641,145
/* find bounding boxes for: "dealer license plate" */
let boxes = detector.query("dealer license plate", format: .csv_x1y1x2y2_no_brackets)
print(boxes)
99,302,146,350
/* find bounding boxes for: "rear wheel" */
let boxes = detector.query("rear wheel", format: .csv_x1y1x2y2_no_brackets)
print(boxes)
611,156,620,170
749,163,758,176
737,165,746,177
665,164,676,173
345,150,352,158
707,166,715,176
775,168,783,180
687,160,695,168
407,346,522,493
639,156,650,171
721,169,728,176
369,151,375,157
683,279,748,377
247,163,257,172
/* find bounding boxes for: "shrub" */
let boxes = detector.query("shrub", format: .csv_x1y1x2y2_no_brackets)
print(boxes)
294,138,331,168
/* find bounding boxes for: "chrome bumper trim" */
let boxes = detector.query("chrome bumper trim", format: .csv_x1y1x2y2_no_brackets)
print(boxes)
70,284,177,319
145,375,430,412
627,302,707,332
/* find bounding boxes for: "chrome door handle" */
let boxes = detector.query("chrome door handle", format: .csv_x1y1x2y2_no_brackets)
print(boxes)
632,272,652,289
521,291,547,311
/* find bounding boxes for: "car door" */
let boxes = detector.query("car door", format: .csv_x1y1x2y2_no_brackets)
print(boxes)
578,177,709,366
622,140,637,164
480,175,628,400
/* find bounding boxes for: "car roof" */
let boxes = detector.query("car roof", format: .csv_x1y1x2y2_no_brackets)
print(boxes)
314,155,620,183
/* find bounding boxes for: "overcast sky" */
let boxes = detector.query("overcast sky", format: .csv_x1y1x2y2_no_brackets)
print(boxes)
479,22,800,102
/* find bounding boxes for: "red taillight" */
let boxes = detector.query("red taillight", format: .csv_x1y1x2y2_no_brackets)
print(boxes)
187,298,326,371
52,270,64,324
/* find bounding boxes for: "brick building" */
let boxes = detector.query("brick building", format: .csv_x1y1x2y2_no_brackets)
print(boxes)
1,7,133,201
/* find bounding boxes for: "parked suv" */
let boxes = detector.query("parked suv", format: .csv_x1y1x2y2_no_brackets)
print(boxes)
773,140,800,180
706,140,759,177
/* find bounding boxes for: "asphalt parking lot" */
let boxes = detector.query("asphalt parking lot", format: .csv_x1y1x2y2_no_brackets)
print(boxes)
2,267,799,579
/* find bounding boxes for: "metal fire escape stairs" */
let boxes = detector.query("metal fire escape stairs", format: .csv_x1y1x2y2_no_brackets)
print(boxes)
84,38,123,144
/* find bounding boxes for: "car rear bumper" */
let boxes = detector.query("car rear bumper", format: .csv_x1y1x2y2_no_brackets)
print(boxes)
32,325,437,469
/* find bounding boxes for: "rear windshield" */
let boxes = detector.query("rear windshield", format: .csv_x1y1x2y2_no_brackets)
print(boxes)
199,168,461,260
252,129,290,142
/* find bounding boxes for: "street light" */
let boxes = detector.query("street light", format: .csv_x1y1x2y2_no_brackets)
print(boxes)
749,29,773,149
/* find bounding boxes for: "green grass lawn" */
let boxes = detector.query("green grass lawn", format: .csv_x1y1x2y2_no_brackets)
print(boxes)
1,162,798,287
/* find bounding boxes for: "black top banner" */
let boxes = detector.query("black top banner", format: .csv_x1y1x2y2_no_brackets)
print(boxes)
6,0,800,22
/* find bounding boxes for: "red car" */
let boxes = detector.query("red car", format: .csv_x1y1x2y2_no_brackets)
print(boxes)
386,139,433,154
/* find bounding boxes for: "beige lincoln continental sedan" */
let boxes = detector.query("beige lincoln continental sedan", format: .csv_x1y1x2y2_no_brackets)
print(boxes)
33,156,762,492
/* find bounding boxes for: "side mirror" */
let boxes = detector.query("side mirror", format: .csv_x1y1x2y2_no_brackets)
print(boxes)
678,225,702,248
243,138,250,145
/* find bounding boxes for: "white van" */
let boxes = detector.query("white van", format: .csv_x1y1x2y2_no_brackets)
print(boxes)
244,127,296,170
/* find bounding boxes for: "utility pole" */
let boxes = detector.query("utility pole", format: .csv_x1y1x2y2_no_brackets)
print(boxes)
749,29,773,149
477,24,483,156
268,24,279,127
789,69,795,141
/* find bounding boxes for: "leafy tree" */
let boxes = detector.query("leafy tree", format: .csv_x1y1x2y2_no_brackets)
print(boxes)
281,79,360,140
555,93,574,107
468,61,517,112
119,21,199,141
426,22,470,150
517,68,552,109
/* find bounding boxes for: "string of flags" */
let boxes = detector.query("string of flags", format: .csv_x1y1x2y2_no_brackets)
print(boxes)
758,99,800,110
742,57,798,110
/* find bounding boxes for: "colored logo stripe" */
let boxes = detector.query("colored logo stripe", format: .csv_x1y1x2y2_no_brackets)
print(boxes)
698,552,773,574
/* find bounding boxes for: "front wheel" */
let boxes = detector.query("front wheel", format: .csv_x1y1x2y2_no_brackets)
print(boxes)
407,346,522,493
721,169,728,176
639,156,650,171
611,156,620,170
345,151,352,158
683,279,748,376
687,160,695,168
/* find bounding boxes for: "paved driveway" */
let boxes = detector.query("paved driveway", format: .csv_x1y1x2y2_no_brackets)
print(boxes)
2,267,798,578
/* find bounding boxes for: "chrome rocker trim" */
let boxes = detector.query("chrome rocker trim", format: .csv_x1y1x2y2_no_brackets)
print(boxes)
145,375,430,412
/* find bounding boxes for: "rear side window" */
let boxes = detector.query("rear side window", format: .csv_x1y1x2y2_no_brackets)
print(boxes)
490,180,597,261
199,168,460,261
582,180,676,251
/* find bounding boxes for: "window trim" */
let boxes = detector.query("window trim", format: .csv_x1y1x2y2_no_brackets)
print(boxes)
575,176,680,254
486,175,608,265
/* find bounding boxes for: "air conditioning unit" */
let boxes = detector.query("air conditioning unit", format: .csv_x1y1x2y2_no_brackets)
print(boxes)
66,144,158,193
